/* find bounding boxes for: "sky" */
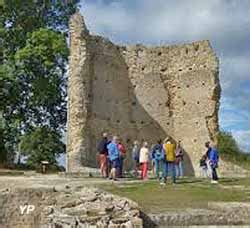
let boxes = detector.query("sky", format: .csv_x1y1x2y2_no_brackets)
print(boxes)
79,0,250,152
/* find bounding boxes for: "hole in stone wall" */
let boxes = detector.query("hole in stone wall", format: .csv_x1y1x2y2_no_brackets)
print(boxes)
107,117,111,121
186,85,190,88
179,69,182,72
194,44,199,51
189,67,192,71
161,67,167,72
204,65,207,68
182,101,186,106
197,101,200,104
136,49,144,58
132,101,136,106
142,66,145,71
202,82,205,86
167,122,170,125
177,86,181,89
159,103,162,106
196,121,199,125
185,48,188,54
105,79,109,83
141,121,144,124
126,66,130,70
116,120,120,123
88,94,91,98
133,85,137,88
194,139,197,142
158,52,162,56
165,101,170,107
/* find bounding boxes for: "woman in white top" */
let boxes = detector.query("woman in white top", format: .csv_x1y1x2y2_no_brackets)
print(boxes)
140,142,149,180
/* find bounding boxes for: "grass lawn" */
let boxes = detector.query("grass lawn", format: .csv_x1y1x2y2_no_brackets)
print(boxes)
101,178,250,213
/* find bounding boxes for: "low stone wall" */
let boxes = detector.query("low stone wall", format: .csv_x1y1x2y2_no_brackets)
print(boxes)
0,187,142,228
146,202,250,227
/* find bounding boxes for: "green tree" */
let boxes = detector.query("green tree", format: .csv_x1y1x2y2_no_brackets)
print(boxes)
20,126,65,168
217,131,242,156
0,0,79,166
14,28,68,131
217,130,250,168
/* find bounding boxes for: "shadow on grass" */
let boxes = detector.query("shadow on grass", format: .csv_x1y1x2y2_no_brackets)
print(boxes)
177,178,204,184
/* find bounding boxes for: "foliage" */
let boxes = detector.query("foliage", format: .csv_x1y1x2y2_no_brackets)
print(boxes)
0,0,79,59
14,28,68,131
0,0,79,166
20,126,65,168
217,131,250,169
0,115,7,163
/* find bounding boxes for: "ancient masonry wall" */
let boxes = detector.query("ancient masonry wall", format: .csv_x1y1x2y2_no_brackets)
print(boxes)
67,12,247,176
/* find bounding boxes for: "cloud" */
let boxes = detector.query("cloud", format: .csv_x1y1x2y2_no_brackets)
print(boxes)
80,0,250,151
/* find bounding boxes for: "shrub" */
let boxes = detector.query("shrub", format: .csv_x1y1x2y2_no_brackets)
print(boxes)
19,127,65,169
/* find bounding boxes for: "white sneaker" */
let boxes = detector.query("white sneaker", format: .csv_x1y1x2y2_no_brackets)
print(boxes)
211,180,218,184
160,182,166,186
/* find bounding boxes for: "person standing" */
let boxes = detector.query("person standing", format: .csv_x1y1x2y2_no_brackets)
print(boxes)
139,142,150,180
132,140,140,177
97,132,109,178
151,139,163,180
118,139,126,178
175,140,184,178
107,136,120,181
208,143,219,183
161,138,176,185
205,141,212,177
200,154,209,178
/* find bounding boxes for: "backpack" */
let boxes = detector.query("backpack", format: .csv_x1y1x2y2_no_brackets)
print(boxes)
155,148,162,160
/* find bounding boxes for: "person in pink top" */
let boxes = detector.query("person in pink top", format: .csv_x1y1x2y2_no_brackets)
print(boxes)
139,141,150,180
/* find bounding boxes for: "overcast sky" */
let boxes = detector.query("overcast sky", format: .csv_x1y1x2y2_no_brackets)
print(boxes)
79,0,250,152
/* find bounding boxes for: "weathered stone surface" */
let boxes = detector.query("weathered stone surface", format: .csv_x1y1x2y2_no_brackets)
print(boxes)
147,202,250,227
66,12,246,176
0,186,142,228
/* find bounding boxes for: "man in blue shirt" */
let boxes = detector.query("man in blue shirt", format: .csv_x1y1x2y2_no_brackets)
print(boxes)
107,136,120,180
208,143,219,183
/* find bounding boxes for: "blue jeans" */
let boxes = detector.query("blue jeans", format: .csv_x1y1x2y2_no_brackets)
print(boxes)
175,161,184,177
154,159,161,178
162,161,176,183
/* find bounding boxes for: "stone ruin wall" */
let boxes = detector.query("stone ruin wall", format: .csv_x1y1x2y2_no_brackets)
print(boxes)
67,12,248,176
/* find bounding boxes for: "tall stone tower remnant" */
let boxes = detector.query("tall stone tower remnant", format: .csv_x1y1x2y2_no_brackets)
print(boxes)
66,12,246,176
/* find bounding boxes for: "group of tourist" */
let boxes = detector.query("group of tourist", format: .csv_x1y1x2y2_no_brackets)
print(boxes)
97,132,219,184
